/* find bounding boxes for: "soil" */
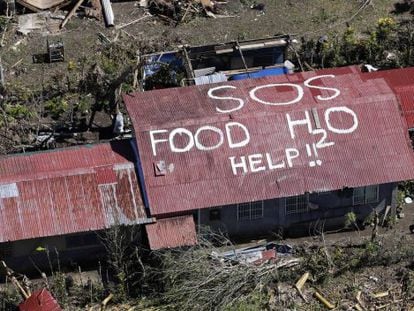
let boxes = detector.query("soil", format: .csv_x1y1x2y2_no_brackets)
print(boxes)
0,0,406,90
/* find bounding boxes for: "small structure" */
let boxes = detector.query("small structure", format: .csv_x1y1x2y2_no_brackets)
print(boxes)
47,39,64,63
141,36,290,90
0,141,153,273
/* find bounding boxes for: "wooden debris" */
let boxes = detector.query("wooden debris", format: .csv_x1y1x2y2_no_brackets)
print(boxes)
115,13,151,30
314,290,335,310
100,293,114,311
295,273,309,289
372,291,389,299
10,58,23,68
60,0,84,29
355,303,364,311
275,257,301,269
180,3,192,22
382,205,391,226
148,0,227,21
197,0,214,10
139,0,148,7
205,10,216,18
0,63,4,88
377,303,392,310
18,12,61,35
1,261,30,300
98,32,111,44
16,0,54,11
356,290,367,310
294,272,309,302
85,0,102,20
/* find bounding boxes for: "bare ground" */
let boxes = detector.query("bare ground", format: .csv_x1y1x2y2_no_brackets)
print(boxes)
0,0,406,90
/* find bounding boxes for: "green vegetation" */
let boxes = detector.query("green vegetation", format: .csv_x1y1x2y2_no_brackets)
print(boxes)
297,17,414,69
44,97,69,119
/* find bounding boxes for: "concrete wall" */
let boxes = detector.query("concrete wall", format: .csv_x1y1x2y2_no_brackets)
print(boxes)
199,183,397,238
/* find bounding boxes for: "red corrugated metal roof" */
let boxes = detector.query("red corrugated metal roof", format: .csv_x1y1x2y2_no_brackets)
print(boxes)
0,141,151,243
123,66,414,216
361,67,414,128
145,215,197,250
19,289,62,311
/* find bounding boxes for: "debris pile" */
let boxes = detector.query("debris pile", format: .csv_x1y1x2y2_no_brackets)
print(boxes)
155,235,302,310
144,0,229,22
212,242,293,265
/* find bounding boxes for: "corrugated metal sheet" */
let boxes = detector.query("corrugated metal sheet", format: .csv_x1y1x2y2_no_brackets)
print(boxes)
19,289,62,311
145,215,197,250
123,66,414,216
360,67,414,128
0,140,151,243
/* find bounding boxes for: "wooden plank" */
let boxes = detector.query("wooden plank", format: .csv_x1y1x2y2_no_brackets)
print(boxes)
60,0,83,29
17,0,64,10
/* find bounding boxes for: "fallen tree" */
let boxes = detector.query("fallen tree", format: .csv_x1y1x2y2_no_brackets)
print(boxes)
151,231,302,310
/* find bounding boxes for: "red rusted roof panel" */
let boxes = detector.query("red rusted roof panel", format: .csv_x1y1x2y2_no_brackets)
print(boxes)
361,67,414,128
0,141,150,243
124,67,414,216
145,215,197,250
19,289,62,311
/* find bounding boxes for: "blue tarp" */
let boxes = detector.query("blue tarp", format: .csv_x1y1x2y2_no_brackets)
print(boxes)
230,67,287,80
143,52,183,78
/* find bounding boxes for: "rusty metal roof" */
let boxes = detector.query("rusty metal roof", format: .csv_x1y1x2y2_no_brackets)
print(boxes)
0,140,151,243
360,67,414,129
19,289,62,311
145,215,197,250
123,66,414,216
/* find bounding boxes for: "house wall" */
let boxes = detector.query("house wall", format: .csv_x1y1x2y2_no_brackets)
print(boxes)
0,231,105,277
199,183,397,238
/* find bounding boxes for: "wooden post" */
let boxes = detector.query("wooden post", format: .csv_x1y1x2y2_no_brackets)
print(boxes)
182,46,195,85
0,63,4,88
235,41,251,78
1,261,30,300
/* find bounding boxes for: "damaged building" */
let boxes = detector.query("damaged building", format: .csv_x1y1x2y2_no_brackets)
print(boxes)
123,65,414,248
141,35,292,90
0,141,153,273
2,65,414,269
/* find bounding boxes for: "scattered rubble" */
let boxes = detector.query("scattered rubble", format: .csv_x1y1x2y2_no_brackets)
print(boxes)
17,0,67,12
212,242,293,265
17,12,61,35
145,0,230,21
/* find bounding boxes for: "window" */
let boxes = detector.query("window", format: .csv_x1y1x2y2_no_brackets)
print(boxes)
285,194,308,215
353,187,365,205
237,201,264,221
209,208,221,221
353,185,379,205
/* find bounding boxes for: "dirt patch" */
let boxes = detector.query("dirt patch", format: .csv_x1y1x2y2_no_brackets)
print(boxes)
0,0,403,89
